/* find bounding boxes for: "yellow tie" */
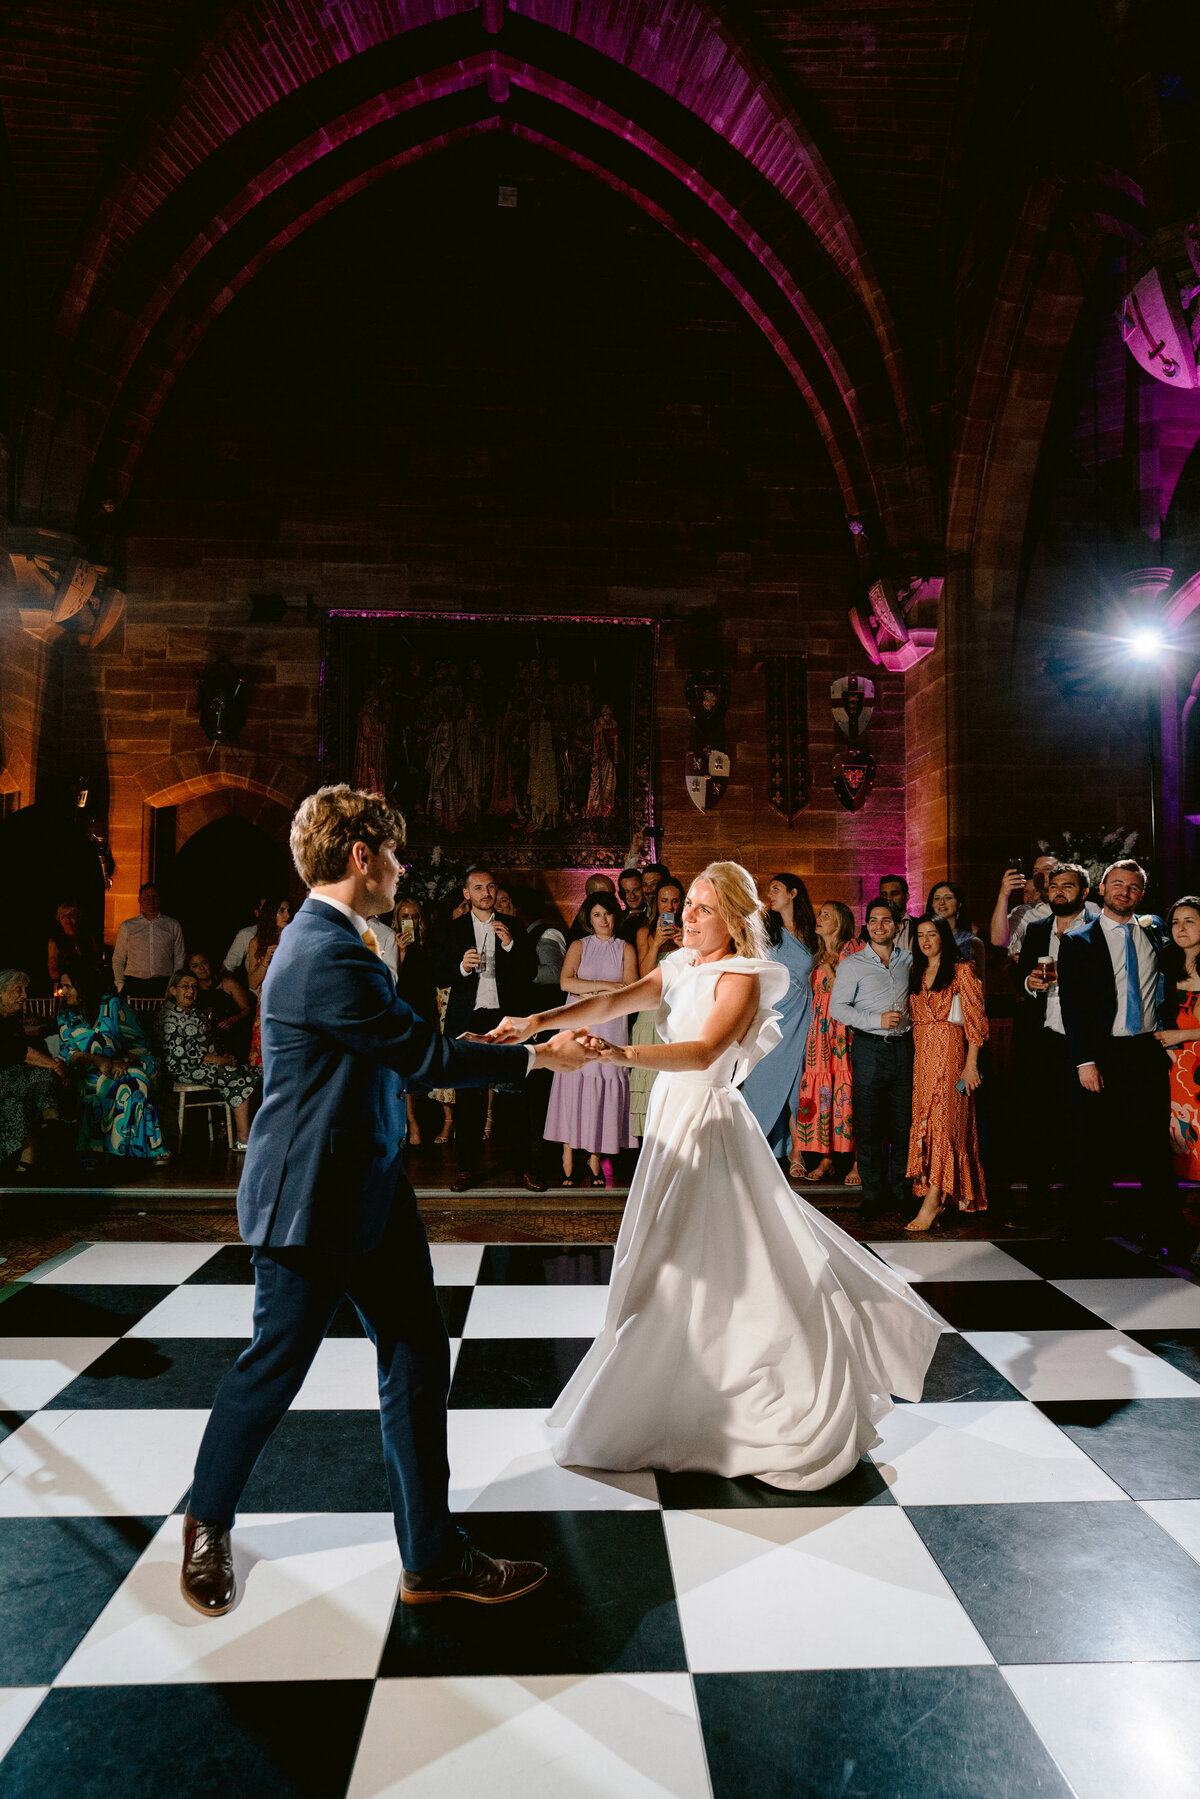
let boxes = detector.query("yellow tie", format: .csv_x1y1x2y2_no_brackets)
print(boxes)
361,928,380,955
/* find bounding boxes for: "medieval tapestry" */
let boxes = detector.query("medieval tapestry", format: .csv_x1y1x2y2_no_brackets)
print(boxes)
320,613,658,869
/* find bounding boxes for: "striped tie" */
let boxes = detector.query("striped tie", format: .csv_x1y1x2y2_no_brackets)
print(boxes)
361,928,380,956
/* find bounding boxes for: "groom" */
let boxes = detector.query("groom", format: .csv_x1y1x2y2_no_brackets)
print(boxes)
181,784,592,1615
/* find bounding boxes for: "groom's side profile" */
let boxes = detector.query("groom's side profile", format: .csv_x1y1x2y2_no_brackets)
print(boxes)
181,784,592,1615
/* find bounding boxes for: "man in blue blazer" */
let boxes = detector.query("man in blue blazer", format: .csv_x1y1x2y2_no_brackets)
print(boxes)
1057,858,1183,1249
182,785,592,1616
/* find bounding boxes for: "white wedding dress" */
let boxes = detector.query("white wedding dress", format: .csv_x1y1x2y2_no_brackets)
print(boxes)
547,952,943,1489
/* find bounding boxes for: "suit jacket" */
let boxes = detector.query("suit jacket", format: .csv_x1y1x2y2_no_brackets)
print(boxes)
238,897,528,1252
435,912,535,1037
1057,912,1165,1070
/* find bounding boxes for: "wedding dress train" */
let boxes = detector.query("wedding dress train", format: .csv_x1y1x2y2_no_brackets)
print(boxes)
548,952,942,1490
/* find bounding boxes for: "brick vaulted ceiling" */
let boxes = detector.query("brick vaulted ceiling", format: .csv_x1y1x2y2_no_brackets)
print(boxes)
0,0,1172,570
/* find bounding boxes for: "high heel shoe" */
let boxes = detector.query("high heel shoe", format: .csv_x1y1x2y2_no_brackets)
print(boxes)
904,1202,946,1234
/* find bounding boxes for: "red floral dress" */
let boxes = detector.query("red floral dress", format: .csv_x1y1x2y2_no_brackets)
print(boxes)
1167,990,1200,1180
792,940,862,1158
907,962,988,1211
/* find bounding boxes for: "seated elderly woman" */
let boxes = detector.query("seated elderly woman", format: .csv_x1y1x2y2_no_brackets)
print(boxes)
0,968,71,1176
158,970,260,1150
56,961,169,1168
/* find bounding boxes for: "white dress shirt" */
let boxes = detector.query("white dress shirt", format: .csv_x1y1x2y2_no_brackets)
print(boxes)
460,910,515,1012
112,912,185,987
1023,910,1089,1035
223,924,256,979
1098,911,1159,1037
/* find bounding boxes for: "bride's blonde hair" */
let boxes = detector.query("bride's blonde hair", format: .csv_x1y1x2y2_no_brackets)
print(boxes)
692,861,770,959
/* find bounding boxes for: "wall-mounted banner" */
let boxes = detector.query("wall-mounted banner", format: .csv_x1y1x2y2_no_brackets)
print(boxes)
760,654,810,824
833,746,876,812
684,670,731,812
830,673,874,740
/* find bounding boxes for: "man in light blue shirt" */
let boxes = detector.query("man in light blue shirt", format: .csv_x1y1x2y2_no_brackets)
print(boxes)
831,899,915,1220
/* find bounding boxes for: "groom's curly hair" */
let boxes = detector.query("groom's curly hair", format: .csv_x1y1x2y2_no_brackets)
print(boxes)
290,785,406,887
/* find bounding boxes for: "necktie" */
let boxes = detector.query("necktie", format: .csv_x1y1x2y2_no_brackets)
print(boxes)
361,928,380,956
1121,924,1142,1034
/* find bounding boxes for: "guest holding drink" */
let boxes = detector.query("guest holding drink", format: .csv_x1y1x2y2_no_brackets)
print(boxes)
926,881,985,980
905,914,988,1231
830,901,913,1221
544,893,637,1184
629,878,686,1137
1015,862,1092,1222
792,901,861,1182
743,873,817,1160
1157,896,1200,1181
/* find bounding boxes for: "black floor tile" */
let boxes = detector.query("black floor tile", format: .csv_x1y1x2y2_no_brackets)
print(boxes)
911,1280,1109,1331
695,1667,1073,1799
380,1510,684,1677
183,1245,254,1283
0,1516,161,1685
899,1331,1024,1403
449,1337,591,1407
1002,1238,1177,1279
0,1681,373,1799
1037,1398,1200,1498
1128,1328,1200,1385
0,1410,29,1442
236,1412,392,1513
0,1283,173,1337
478,1245,614,1285
43,1338,245,1409
655,1458,893,1510
435,1286,472,1337
908,1500,1200,1662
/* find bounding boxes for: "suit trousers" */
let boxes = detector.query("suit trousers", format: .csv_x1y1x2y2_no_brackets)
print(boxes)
849,1032,915,1210
189,1180,460,1571
1064,1032,1180,1238
452,1007,539,1175
1024,1027,1075,1201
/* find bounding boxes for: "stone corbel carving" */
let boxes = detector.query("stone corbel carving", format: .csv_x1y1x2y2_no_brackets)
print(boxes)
8,542,125,648
848,575,941,672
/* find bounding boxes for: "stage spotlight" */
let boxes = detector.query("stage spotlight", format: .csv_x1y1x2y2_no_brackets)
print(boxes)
1127,626,1166,660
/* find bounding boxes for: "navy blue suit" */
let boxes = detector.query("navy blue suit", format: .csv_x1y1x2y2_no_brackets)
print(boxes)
1057,913,1179,1241
190,897,529,1568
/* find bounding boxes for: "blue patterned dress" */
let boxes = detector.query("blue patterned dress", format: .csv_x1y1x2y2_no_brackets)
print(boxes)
57,995,167,1158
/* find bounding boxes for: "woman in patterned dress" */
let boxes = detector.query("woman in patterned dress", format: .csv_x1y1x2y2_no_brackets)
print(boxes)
791,900,861,1183
905,914,988,1231
1157,896,1200,1181
56,962,169,1165
629,878,686,1138
157,971,260,1148
247,896,291,1068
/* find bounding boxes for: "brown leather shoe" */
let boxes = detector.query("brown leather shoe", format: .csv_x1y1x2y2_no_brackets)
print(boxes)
401,1545,548,1606
180,1510,236,1616
449,1168,477,1194
520,1170,547,1193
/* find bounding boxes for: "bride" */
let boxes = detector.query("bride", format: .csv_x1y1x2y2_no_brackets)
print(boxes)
487,861,941,1491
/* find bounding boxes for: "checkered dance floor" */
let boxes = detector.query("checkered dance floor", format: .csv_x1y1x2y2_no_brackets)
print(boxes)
2,1235,1200,1797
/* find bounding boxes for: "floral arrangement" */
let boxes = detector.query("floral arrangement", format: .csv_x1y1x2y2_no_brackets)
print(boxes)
396,845,469,911
1037,828,1140,889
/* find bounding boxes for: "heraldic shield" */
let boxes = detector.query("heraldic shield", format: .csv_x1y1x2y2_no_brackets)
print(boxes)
686,746,731,812
833,746,876,812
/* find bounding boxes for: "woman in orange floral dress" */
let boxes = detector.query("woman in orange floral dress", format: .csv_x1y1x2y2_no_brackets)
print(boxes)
791,900,862,1182
906,914,988,1231
1157,896,1200,1180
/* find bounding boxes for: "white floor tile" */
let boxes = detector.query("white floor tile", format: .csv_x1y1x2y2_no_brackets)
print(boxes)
1138,1498,1200,1566
429,1246,484,1286
448,1410,657,1512
30,1243,223,1285
125,1285,255,1339
1050,1277,1200,1330
0,1408,208,1516
292,1338,381,1409
0,1339,116,1410
867,1241,1042,1283
0,1689,47,1764
462,1285,609,1340
870,1401,1126,1504
961,1329,1200,1400
55,1513,401,1685
449,1340,460,1380
663,1506,992,1672
1002,1662,1200,1799
346,1674,710,1799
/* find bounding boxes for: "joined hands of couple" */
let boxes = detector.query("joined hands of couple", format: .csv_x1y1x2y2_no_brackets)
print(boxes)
455,1016,630,1070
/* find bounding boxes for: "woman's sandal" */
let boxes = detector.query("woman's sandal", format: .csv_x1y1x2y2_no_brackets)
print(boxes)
433,1130,451,1145
808,1158,832,1183
560,1171,581,1188
845,1164,862,1187
905,1204,946,1234
588,1171,608,1188
788,1159,805,1181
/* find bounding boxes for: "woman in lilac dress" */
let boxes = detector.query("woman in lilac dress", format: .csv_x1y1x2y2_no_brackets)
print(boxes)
544,892,638,1185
